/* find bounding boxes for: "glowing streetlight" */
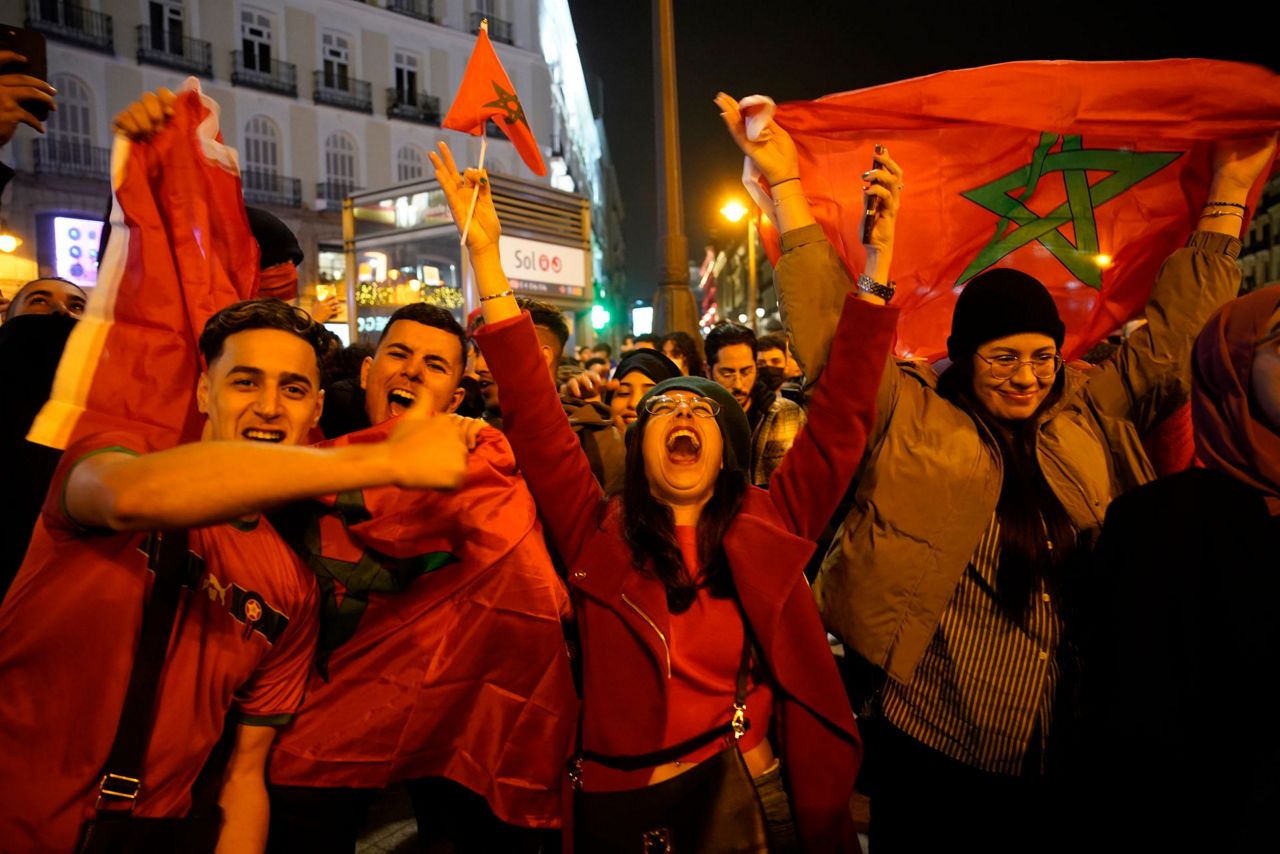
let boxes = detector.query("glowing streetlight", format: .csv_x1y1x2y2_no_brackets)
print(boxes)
0,222,21,254
720,200,748,223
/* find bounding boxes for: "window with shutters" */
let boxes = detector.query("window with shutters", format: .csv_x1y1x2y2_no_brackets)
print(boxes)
396,145,425,181
394,50,420,106
325,133,357,188
241,9,273,72
322,31,351,90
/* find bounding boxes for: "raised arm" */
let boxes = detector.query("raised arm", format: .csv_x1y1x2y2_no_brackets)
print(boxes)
1087,134,1278,430
65,402,470,531
717,92,898,382
431,142,606,565
768,295,899,539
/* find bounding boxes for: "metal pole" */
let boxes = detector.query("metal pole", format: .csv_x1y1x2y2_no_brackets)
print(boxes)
343,195,358,345
747,217,758,334
651,0,697,336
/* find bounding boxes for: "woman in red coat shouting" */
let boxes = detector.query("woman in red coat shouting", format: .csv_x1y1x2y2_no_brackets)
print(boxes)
432,141,899,853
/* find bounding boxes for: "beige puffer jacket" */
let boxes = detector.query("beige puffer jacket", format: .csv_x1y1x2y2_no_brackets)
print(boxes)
775,224,1241,684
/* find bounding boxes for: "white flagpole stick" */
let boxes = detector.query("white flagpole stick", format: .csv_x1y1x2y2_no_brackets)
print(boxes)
459,131,488,245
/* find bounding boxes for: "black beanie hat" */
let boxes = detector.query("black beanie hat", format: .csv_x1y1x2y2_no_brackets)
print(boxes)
946,268,1065,360
614,348,682,385
246,206,304,270
632,376,751,475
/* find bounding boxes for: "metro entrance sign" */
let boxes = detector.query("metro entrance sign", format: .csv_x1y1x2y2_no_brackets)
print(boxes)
499,234,587,298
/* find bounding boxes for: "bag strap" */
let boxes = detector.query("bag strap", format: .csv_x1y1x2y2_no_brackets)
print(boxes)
579,626,754,773
94,529,193,814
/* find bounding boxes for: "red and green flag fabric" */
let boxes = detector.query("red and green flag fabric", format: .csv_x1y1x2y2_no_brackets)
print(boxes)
267,422,577,829
443,19,547,176
760,59,1280,361
29,79,259,451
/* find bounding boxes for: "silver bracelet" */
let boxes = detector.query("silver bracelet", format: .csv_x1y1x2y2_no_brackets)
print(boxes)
856,274,896,303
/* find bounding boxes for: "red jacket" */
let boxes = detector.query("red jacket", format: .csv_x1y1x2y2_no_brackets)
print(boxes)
475,295,897,852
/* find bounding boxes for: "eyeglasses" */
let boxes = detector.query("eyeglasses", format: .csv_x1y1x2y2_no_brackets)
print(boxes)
975,351,1064,381
644,395,721,418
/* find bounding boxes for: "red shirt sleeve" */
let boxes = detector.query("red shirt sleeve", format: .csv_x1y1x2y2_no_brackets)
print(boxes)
474,311,608,567
42,431,150,539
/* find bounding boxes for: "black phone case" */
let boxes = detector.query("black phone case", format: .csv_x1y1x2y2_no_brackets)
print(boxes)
0,26,51,123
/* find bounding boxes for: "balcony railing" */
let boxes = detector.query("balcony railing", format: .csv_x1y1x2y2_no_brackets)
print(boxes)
387,0,436,23
242,169,302,208
136,25,212,77
316,180,361,209
25,0,114,53
231,52,297,97
471,12,513,45
313,71,372,114
386,89,440,125
32,136,110,181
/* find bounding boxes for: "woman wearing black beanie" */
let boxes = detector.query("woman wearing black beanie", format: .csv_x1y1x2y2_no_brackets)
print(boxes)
720,90,1277,854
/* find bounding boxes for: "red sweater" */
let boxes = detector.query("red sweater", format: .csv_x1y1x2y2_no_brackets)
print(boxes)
663,525,773,766
474,294,897,852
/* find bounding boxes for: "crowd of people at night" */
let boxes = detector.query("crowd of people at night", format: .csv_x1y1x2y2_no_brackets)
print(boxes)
0,47,1278,854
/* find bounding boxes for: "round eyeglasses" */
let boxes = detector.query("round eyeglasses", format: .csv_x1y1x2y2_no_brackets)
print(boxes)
975,351,1064,381
643,394,721,418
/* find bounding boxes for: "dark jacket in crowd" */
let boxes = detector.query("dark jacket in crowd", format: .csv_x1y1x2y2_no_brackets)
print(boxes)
0,314,75,598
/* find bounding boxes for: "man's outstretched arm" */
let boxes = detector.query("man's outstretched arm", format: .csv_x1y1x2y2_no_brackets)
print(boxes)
66,405,472,532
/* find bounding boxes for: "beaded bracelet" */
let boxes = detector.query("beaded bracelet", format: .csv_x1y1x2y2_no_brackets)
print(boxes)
479,289,514,302
1204,200,1246,209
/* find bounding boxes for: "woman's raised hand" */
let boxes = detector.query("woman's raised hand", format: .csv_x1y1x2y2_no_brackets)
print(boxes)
716,91,799,188
1209,134,1277,198
863,146,904,260
429,141,502,255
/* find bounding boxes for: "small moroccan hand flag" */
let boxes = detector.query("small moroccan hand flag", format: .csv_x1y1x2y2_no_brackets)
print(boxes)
757,60,1280,362
443,19,547,176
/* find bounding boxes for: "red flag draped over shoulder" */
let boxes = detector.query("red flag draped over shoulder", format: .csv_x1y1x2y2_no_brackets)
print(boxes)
267,422,577,829
443,21,547,176
765,59,1280,361
28,79,259,451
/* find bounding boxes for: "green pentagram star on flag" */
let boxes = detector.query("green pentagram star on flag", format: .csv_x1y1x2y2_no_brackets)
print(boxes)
957,133,1181,289
483,81,529,128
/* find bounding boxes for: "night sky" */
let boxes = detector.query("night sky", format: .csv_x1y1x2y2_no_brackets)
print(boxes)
566,0,1277,306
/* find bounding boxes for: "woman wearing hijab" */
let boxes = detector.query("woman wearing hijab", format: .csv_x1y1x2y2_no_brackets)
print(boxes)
718,89,1276,852
1083,285,1280,854
431,139,899,852
606,347,683,432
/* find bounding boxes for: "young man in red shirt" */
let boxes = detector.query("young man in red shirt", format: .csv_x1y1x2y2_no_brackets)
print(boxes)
0,299,469,853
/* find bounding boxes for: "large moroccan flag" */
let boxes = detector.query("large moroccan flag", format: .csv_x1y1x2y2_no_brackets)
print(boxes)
266,422,577,829
29,78,259,451
762,60,1280,361
442,19,547,176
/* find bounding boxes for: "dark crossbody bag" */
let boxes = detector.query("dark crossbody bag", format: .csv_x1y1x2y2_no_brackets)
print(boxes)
572,633,770,854
77,529,229,854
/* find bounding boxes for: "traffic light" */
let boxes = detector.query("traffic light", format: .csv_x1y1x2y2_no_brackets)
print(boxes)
591,303,610,330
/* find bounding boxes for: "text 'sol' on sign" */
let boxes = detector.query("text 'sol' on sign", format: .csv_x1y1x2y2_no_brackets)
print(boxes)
498,234,587,296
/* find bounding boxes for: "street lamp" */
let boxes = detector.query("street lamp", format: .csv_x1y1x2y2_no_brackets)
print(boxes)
0,221,21,254
720,199,757,332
